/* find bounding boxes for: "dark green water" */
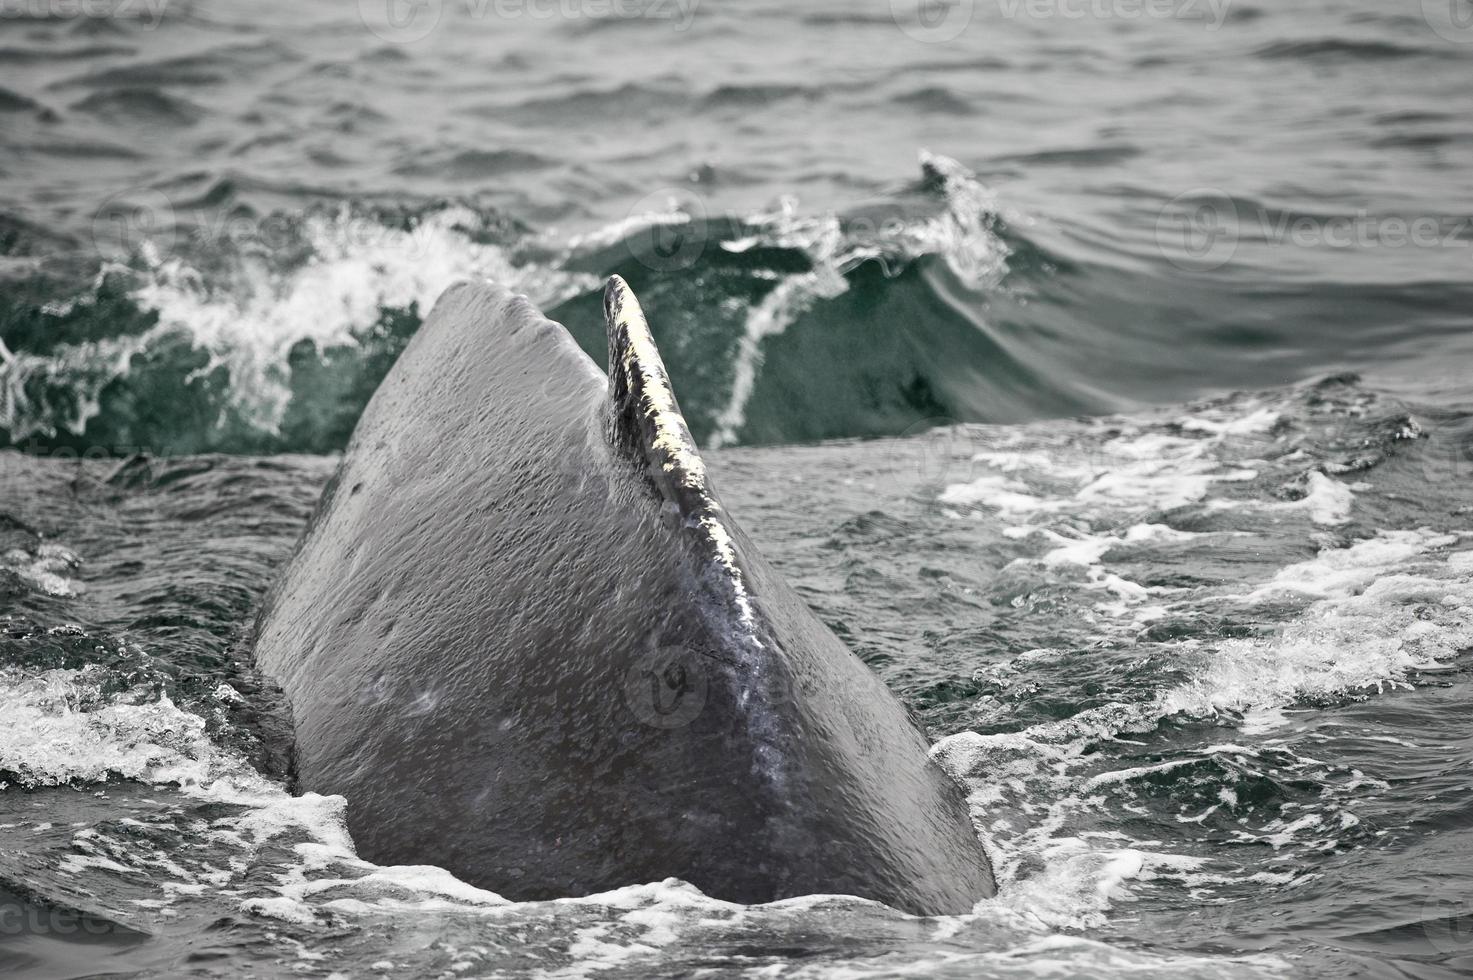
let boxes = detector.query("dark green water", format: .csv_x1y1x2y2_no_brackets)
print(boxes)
2,1,1473,977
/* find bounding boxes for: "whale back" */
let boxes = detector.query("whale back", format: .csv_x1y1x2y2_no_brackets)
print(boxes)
251,277,995,914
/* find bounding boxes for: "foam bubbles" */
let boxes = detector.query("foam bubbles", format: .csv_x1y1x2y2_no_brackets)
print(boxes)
131,207,597,434
1,543,83,596
707,152,1010,448
0,207,599,442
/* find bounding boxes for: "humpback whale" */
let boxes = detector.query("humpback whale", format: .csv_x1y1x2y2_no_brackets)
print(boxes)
251,276,996,915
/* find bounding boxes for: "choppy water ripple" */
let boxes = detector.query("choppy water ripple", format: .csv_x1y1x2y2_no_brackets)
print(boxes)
2,378,1472,976
3,0,1472,976
2,0,1471,453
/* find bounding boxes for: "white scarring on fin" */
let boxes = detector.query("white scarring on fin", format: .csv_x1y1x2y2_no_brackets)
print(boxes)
603,275,763,644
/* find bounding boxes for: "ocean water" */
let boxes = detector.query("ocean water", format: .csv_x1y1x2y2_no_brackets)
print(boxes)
2,0,1472,976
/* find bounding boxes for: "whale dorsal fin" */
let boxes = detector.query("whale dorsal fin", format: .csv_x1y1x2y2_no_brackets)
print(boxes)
603,276,763,636
604,275,713,516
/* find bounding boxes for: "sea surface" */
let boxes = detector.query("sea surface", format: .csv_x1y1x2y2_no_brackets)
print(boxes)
2,0,1472,976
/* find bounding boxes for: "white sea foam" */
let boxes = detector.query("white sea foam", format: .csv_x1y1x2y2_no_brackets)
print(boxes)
707,240,849,448
6,384,1442,978
931,393,1473,934
1,543,83,596
940,473,1050,514
0,668,222,787
941,425,1262,518
0,646,1288,978
1249,529,1460,600
1178,541,1473,715
946,531,1473,759
1296,471,1355,526
0,208,598,441
1176,406,1282,437
707,152,1010,448
132,208,597,433
1035,522,1197,568
0,660,479,916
